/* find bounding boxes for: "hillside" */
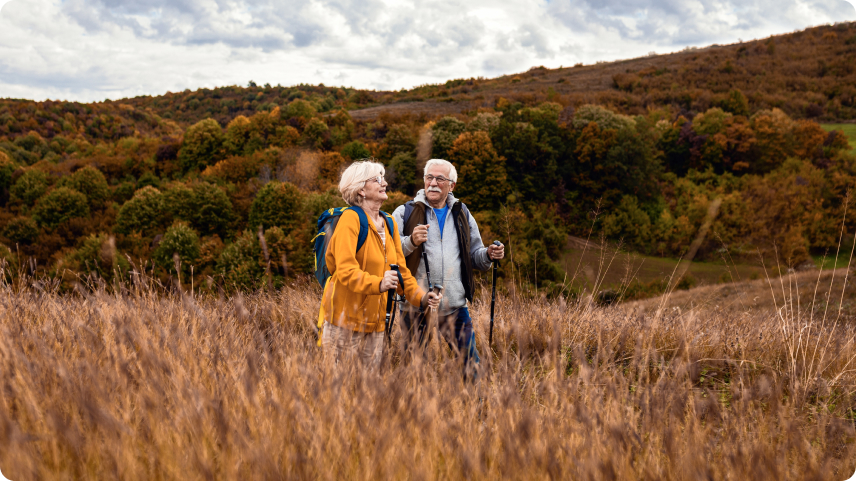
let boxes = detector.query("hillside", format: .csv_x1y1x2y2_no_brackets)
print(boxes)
119,21,856,125
0,23,855,297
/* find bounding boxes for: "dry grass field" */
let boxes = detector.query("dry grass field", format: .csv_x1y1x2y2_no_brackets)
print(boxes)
2,260,856,479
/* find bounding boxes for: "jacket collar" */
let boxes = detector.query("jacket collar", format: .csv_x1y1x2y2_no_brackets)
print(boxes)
414,189,459,209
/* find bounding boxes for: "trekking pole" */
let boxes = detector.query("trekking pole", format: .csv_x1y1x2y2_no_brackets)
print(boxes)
489,240,501,347
385,264,403,342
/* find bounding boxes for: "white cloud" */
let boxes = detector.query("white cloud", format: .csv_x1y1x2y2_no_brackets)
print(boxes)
0,0,854,102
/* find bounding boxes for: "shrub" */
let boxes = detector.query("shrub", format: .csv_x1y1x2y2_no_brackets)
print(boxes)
601,195,653,249
340,141,371,160
114,186,165,234
64,233,129,281
178,119,226,172
57,166,111,209
466,113,501,135
248,181,304,233
216,230,262,290
32,187,90,229
572,105,636,131
154,222,200,275
10,169,49,206
3,216,39,245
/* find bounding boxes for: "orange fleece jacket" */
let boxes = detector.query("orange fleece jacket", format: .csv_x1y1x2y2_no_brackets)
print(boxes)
320,209,424,333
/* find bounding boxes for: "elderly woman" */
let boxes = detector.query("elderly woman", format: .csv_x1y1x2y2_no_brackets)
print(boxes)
320,160,441,370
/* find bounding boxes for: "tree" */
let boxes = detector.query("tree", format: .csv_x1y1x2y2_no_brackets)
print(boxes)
114,186,165,234
431,117,465,159
57,166,111,209
216,230,263,290
386,152,418,195
303,118,330,149
447,131,510,211
154,222,200,275
340,141,371,160
10,169,48,206
384,124,416,158
32,187,89,229
285,99,317,121
2,216,38,245
249,181,304,233
178,119,226,172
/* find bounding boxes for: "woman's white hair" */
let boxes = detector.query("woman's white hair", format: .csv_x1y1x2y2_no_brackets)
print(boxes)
423,158,458,183
338,159,385,206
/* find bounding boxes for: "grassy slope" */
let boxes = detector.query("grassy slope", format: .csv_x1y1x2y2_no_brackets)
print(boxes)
822,123,856,154
1,274,856,478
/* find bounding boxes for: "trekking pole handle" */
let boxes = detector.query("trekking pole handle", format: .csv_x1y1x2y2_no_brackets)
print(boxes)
491,240,502,266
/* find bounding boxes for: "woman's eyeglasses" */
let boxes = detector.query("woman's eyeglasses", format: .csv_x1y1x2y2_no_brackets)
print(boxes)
365,175,386,185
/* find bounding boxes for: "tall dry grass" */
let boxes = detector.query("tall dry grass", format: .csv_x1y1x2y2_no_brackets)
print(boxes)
1,263,856,480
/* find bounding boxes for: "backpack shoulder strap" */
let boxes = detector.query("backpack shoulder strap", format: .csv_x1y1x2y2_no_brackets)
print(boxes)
403,201,415,227
380,210,396,237
347,206,370,252
460,202,471,221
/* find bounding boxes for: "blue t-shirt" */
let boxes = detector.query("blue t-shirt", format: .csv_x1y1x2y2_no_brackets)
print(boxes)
434,205,449,239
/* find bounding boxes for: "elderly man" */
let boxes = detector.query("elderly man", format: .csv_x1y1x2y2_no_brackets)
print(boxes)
392,158,504,379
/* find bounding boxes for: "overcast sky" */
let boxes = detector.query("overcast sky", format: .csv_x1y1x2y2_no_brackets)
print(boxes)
0,0,854,102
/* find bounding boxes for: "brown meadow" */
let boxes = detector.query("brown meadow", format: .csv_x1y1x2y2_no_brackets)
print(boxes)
1,262,856,480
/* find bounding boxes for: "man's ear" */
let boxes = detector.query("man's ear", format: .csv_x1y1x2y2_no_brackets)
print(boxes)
449,182,455,192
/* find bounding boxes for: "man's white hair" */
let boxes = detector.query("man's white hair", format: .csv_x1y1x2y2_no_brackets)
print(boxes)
338,159,385,206
423,159,458,183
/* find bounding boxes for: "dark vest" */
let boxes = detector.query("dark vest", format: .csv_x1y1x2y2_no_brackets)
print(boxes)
403,200,474,302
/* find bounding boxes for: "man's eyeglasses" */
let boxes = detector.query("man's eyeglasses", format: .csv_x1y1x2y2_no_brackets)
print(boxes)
424,175,452,185
365,175,386,185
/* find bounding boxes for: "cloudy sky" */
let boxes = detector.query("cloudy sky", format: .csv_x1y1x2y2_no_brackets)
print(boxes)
0,0,854,102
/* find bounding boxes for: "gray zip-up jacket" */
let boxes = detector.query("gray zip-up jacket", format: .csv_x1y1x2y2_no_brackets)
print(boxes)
392,190,492,316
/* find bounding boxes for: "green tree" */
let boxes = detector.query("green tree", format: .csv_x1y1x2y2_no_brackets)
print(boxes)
189,182,235,237
178,119,226,172
249,181,304,233
431,117,465,159
340,141,371,160
32,187,89,229
10,169,49,206
601,195,653,249
216,230,263,290
114,186,165,234
285,99,317,121
387,152,418,195
447,131,511,211
384,124,416,158
3,216,38,245
303,118,330,149
57,166,111,209
154,222,201,275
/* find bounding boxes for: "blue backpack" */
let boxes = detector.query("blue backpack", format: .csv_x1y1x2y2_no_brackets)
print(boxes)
312,205,395,289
